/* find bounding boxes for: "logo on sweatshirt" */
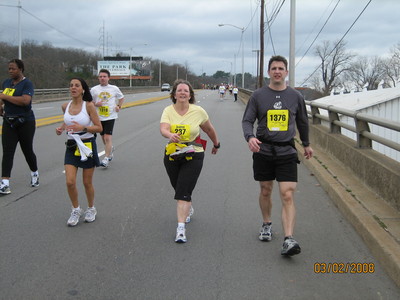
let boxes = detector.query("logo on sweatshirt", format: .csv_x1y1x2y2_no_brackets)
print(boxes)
273,101,283,109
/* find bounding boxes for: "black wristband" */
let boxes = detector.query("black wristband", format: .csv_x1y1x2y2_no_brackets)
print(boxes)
302,142,310,147
213,142,221,149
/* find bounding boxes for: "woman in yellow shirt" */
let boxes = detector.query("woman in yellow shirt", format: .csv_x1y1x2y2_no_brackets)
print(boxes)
160,79,220,243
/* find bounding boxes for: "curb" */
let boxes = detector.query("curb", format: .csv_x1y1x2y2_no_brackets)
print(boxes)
297,142,400,288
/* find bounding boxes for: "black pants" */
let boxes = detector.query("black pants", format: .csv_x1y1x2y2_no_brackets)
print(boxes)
2,119,38,177
163,152,204,201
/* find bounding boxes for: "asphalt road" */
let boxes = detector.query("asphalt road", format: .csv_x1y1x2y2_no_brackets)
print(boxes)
0,90,399,300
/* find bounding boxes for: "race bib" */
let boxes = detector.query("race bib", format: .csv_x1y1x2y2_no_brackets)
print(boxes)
74,142,92,156
267,109,289,131
2,88,15,96
99,106,110,117
171,124,190,141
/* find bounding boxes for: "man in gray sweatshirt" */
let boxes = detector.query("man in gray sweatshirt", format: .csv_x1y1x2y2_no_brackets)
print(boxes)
242,55,313,256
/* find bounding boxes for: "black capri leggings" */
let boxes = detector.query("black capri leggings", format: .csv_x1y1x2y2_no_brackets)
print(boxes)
1,119,38,177
163,152,204,202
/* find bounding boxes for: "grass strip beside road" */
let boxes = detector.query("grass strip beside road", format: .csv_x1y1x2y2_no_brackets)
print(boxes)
0,95,169,133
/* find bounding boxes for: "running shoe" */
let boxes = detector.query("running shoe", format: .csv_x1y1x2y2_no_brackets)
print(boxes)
0,183,11,195
67,207,82,227
84,207,97,223
100,157,109,167
170,145,195,159
259,223,272,241
175,227,187,243
109,146,115,161
281,237,301,256
186,205,194,223
31,173,39,187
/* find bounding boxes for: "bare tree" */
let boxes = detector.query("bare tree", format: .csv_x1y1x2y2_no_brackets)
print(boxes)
383,43,400,87
344,56,385,90
314,40,355,96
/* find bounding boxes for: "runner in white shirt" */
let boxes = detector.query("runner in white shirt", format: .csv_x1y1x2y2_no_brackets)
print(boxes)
219,84,226,99
90,69,125,167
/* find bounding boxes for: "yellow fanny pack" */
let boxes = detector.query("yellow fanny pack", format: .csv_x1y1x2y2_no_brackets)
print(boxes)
165,143,194,161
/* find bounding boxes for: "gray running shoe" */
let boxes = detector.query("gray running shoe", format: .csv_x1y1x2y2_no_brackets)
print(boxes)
0,183,11,195
100,157,109,167
175,227,187,243
186,206,194,223
31,173,39,187
259,223,272,241
281,237,301,256
84,207,97,223
170,145,195,159
67,208,82,227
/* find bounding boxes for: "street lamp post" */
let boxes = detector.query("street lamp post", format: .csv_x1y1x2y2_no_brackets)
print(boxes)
218,24,245,89
129,48,132,88
127,44,148,88
1,1,22,58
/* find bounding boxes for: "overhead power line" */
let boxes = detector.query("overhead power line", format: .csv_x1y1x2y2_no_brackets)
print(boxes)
296,0,341,67
263,0,286,56
300,0,373,86
21,8,95,48
295,0,337,55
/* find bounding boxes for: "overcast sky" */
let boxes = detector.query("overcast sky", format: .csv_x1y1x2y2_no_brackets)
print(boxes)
0,0,398,86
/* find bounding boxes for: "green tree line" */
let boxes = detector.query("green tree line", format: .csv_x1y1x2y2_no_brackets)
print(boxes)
0,40,257,90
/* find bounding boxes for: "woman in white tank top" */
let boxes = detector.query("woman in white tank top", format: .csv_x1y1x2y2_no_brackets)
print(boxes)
56,78,102,227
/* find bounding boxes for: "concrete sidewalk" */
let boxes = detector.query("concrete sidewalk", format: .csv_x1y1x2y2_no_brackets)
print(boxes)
297,141,400,288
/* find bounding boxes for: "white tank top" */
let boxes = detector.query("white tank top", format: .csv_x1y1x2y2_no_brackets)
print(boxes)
64,101,94,140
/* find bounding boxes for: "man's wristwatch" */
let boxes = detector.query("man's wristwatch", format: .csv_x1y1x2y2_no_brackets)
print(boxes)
213,142,221,149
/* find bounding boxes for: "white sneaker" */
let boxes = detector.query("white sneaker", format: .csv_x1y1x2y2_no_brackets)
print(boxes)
185,205,194,223
84,207,97,223
0,182,11,195
31,173,39,187
67,207,82,227
259,223,272,241
101,157,109,167
175,227,187,243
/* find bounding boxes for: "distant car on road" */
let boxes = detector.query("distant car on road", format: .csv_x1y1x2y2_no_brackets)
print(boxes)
161,83,171,92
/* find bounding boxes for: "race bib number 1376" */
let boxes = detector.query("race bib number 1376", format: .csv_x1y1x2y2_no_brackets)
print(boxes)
267,109,289,131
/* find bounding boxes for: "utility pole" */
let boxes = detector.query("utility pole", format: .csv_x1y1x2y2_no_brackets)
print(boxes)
289,0,296,87
18,0,22,59
252,50,260,89
259,0,265,88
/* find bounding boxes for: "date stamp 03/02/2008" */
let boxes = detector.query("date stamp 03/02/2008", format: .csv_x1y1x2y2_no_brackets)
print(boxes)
314,262,375,274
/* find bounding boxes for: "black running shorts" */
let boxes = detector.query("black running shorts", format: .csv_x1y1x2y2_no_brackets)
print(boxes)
100,119,116,136
253,153,298,182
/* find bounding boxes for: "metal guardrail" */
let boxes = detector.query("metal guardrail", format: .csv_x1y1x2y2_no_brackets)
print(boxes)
33,86,159,97
306,100,400,152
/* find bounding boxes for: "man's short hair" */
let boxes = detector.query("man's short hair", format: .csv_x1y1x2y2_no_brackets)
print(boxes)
99,69,111,77
268,55,288,71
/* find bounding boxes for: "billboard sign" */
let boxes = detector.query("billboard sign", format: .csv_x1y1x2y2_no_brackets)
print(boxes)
97,61,130,76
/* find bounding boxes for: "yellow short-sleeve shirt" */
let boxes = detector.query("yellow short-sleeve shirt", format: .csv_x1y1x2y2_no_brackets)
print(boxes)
160,104,209,152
